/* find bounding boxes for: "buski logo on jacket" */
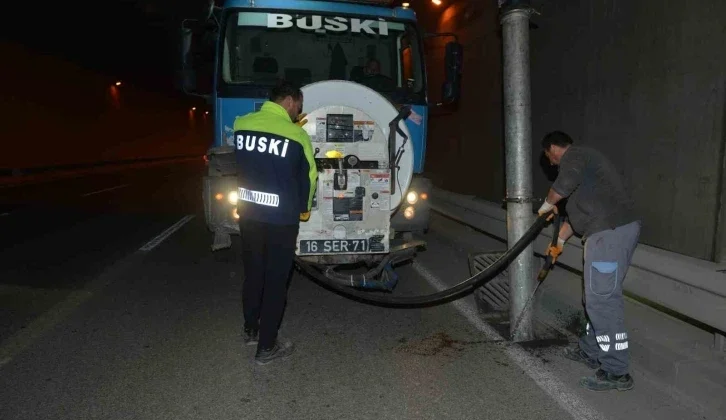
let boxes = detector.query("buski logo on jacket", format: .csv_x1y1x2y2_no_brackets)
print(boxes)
267,13,389,36
236,133,290,158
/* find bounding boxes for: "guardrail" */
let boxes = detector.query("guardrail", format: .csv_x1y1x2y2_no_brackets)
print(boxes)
430,187,726,344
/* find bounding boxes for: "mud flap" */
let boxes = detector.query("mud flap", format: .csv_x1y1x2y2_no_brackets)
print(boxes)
212,231,232,251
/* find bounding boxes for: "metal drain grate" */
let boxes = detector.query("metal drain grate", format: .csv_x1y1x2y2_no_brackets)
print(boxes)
468,251,510,313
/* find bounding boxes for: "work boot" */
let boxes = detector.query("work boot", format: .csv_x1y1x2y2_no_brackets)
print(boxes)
255,339,295,366
563,345,599,369
580,368,634,392
243,328,259,346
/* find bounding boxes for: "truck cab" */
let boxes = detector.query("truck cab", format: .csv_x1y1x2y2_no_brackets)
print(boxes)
180,0,462,286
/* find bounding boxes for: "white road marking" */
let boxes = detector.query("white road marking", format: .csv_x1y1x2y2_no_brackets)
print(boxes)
0,212,9,217
81,183,131,197
139,215,195,251
412,260,606,420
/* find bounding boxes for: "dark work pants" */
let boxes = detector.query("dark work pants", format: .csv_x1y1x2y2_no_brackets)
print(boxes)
239,219,299,351
579,220,641,376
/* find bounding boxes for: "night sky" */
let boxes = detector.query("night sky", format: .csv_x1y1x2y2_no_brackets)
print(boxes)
2,0,204,93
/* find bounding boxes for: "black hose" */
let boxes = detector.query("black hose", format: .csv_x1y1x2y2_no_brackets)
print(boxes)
314,247,415,290
294,211,559,309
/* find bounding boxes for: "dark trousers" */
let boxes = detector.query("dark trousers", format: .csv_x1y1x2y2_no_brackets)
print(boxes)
579,220,641,375
239,219,299,351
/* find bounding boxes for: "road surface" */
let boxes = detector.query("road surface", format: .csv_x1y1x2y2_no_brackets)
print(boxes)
0,161,716,420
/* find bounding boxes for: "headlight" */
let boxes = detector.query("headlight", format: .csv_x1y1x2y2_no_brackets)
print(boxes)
406,191,418,205
404,206,415,220
228,191,239,204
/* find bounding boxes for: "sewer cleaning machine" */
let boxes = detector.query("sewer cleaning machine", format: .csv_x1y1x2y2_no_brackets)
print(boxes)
180,0,463,288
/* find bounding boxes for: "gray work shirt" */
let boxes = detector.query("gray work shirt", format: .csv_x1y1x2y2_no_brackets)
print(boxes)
552,146,637,238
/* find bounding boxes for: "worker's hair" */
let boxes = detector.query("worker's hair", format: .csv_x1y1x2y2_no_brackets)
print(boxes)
269,81,303,103
541,131,574,149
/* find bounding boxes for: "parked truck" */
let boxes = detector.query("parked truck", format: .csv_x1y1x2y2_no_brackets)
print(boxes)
180,0,462,287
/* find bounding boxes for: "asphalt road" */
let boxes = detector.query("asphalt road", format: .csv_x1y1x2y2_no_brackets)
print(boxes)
0,161,714,420
0,160,204,341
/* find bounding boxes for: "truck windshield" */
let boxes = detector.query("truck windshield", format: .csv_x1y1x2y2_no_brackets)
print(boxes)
220,11,425,102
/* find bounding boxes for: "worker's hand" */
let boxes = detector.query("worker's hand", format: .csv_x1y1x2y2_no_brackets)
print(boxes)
295,113,308,127
300,211,311,222
545,238,566,264
537,199,558,221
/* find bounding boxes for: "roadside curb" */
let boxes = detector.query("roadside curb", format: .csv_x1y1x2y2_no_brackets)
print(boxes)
537,272,726,420
427,211,726,419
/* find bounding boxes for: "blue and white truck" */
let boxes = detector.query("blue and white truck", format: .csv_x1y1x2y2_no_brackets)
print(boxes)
180,0,462,286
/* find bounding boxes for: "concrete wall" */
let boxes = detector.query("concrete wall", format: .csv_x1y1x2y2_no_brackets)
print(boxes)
0,42,210,172
420,1,506,202
419,0,726,261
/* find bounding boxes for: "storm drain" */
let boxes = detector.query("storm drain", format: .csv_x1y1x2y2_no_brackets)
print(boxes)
468,251,510,313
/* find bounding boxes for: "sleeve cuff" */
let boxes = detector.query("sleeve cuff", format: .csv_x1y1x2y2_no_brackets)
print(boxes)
551,184,568,197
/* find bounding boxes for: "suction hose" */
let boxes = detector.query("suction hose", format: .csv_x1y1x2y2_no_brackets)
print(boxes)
294,211,559,309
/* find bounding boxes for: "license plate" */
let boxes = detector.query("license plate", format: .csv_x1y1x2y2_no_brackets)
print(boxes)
299,239,368,254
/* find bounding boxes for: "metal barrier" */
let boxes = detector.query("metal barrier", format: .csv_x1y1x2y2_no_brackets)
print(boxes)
430,187,726,347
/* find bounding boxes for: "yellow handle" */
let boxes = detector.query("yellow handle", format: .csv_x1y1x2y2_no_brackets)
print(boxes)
295,113,308,127
325,150,344,159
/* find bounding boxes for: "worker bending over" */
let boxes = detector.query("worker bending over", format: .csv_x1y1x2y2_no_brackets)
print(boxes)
538,131,641,392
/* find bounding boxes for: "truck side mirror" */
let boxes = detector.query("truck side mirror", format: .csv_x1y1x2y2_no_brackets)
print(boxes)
441,41,463,105
180,26,197,93
179,19,213,99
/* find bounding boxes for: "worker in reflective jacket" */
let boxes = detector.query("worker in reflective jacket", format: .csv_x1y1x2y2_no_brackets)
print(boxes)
538,131,641,392
233,81,317,366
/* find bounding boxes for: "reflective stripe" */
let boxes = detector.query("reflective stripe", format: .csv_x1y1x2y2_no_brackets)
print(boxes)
238,187,280,207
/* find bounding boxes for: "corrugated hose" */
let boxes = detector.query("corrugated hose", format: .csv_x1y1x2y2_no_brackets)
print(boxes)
293,211,560,308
